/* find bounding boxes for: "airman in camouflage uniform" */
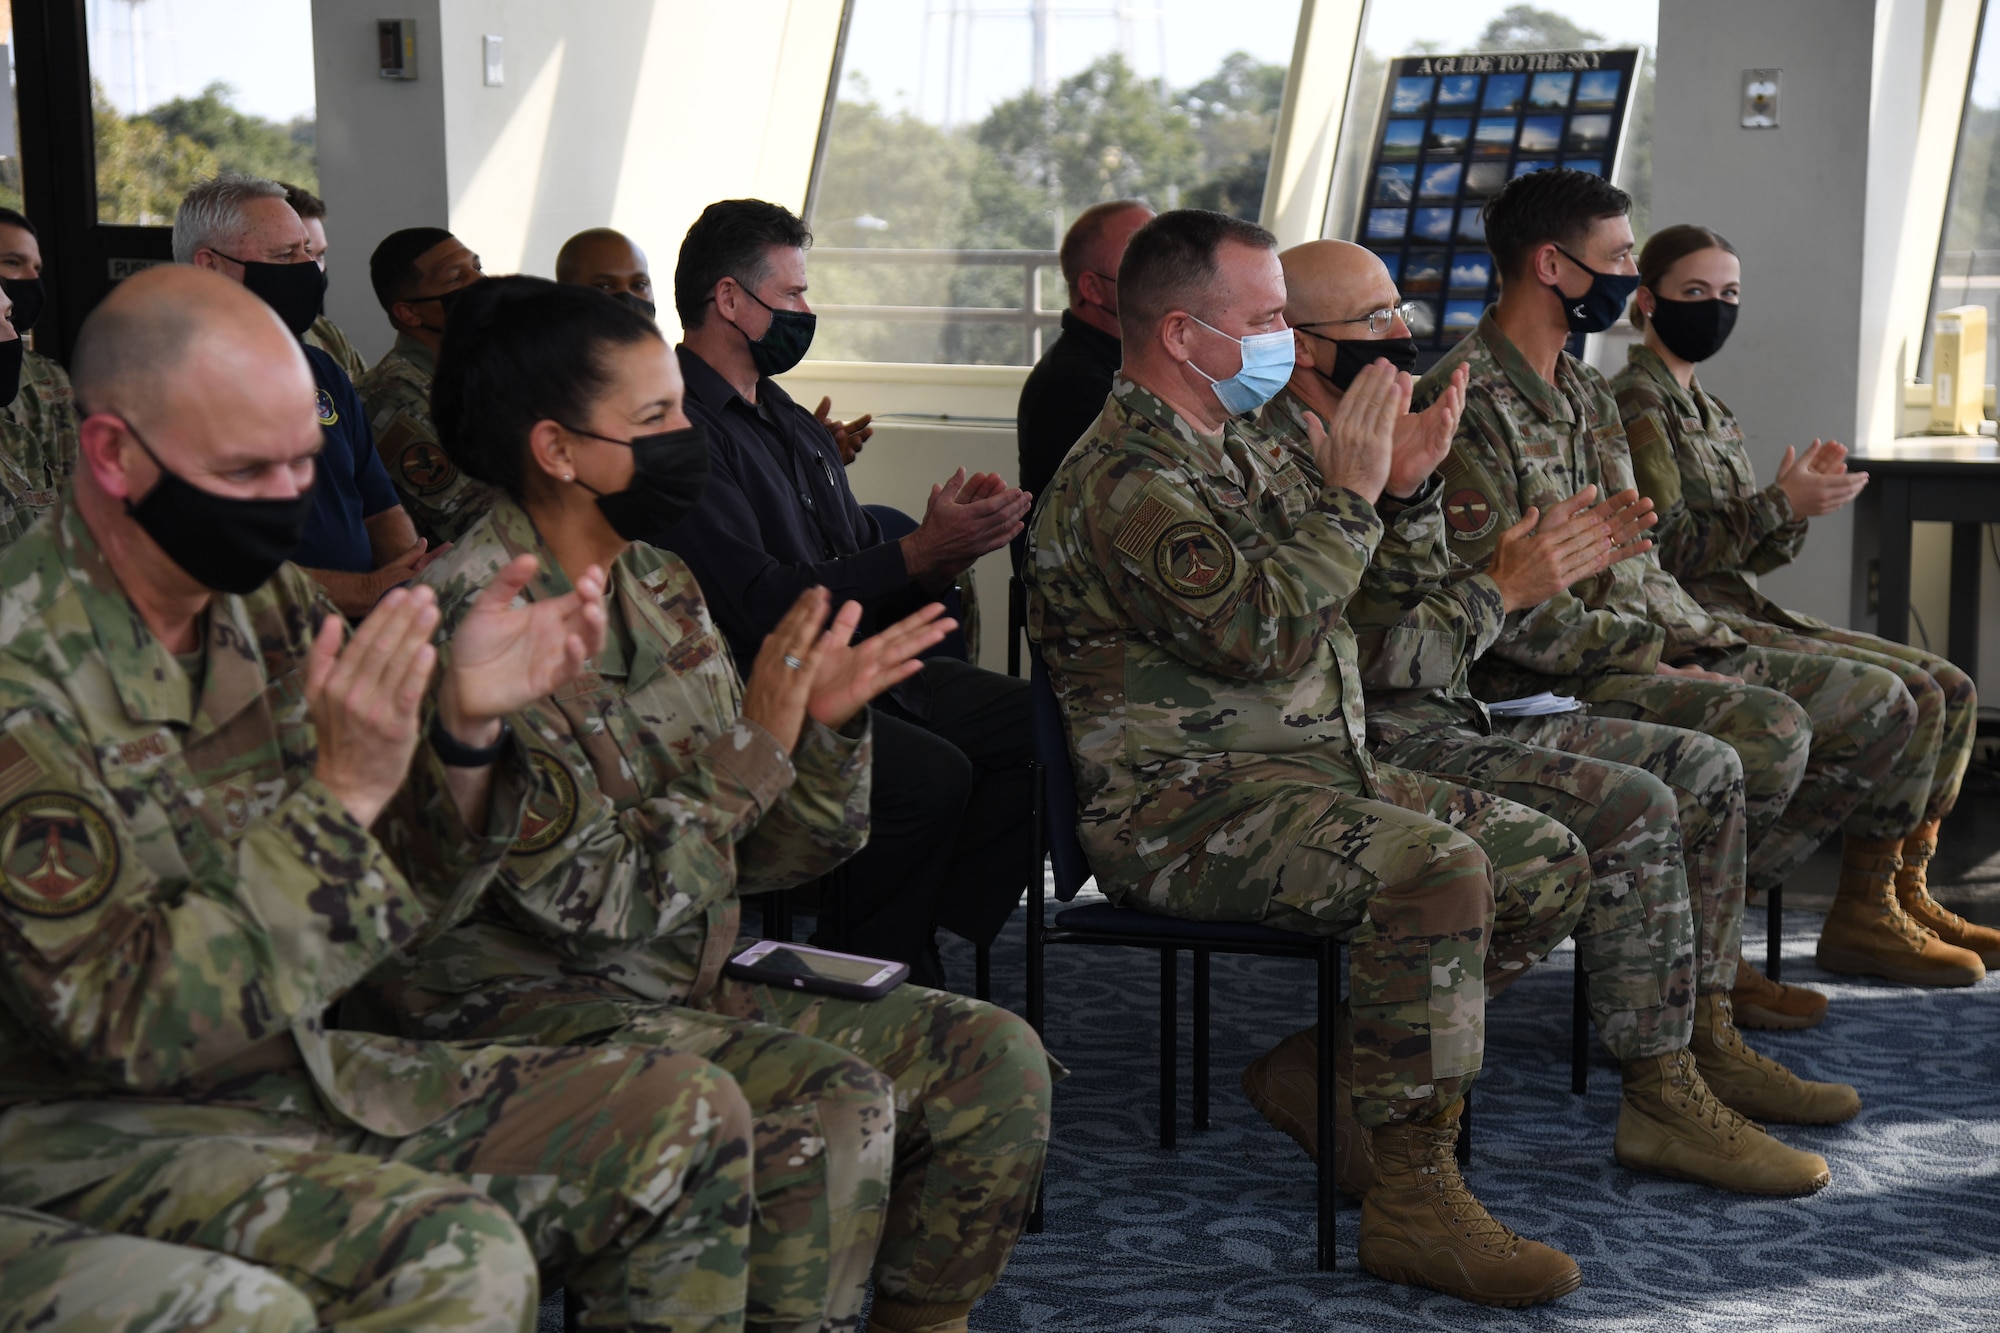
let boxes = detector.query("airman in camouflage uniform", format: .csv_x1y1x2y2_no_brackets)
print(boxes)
306,314,370,384
377,488,1052,1333
0,349,77,549
1420,309,1914,915
0,1206,319,1333
357,333,497,545
0,267,760,1333
1614,333,1998,983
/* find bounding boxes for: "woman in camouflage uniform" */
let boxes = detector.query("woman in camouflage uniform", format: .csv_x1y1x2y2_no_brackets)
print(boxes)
1612,225,1996,999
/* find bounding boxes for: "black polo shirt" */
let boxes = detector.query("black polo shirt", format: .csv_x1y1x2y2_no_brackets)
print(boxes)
663,345,916,666
1016,309,1122,505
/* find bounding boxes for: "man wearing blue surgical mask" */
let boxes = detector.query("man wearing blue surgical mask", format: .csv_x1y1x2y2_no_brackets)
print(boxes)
175,174,437,617
1029,209,1597,1308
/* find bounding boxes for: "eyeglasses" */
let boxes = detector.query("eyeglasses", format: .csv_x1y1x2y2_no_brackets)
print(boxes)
1295,303,1413,338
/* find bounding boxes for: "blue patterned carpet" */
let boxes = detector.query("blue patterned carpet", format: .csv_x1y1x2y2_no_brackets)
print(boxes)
957,895,2000,1332
541,894,2000,1331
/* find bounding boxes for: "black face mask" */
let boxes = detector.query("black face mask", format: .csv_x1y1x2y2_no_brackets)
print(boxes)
2,277,45,335
118,421,315,593
728,282,817,377
0,339,23,409
405,281,478,334
612,290,658,322
1646,295,1739,364
1311,334,1421,392
1550,246,1640,335
564,422,712,543
215,251,328,337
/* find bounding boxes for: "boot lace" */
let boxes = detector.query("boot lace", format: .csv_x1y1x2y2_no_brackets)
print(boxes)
1708,1000,1803,1085
1667,1049,1749,1136
1867,868,1937,947
1901,853,1971,934
1416,1130,1519,1253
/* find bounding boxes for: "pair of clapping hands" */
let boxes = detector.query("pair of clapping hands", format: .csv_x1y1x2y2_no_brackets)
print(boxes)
308,554,950,829
1300,359,1660,616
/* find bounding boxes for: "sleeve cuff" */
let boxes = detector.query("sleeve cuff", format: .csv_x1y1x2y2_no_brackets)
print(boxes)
704,718,798,817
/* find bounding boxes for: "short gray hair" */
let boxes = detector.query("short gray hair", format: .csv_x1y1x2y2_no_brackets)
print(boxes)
172,173,287,264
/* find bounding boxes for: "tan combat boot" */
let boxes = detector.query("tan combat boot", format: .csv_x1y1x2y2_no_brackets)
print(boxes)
1815,835,1984,986
864,1298,971,1333
1240,1006,1376,1197
1614,1049,1831,1195
1688,993,1859,1124
1729,960,1827,1030
1358,1103,1582,1308
1895,819,2000,968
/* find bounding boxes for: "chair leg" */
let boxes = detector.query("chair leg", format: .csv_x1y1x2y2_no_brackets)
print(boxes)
1192,949,1211,1131
1457,1090,1473,1168
1159,948,1178,1151
1315,938,1338,1272
1571,950,1589,1096
975,942,992,1002
1766,880,1783,982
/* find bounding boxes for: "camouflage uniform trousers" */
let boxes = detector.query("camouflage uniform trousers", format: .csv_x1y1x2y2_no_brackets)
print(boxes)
0,1206,317,1333
1146,769,1589,1126
34,1044,755,1333
1718,614,1976,836
398,974,1053,1330
1576,644,1916,896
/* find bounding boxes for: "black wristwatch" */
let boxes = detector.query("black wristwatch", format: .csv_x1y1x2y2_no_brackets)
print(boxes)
428,713,513,767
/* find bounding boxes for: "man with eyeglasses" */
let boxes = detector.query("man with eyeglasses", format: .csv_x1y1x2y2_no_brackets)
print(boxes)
1016,199,1154,560
1029,208,1597,1307
356,227,495,545
1260,238,1849,1198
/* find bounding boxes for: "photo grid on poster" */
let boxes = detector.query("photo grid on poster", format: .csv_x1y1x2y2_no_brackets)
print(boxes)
1360,50,1640,358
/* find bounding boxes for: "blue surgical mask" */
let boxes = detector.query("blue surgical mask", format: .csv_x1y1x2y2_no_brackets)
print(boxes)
1188,316,1296,415
1551,246,1640,335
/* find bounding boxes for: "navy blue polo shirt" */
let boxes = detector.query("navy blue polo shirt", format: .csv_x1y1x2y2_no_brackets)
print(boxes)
294,345,398,573
661,345,914,666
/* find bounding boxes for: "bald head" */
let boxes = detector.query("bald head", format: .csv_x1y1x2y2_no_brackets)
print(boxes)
556,228,654,308
1278,241,1400,332
74,266,319,496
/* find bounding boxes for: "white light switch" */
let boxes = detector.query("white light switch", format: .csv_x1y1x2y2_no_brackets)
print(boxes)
483,34,504,87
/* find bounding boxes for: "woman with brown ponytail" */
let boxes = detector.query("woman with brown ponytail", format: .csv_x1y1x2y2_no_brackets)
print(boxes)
1612,224,1994,1007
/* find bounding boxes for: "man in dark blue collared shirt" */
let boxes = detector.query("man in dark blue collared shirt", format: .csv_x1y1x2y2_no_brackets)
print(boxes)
174,173,436,618
661,198,1032,987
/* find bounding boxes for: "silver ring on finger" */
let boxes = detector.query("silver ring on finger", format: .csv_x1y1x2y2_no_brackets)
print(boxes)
783,654,804,671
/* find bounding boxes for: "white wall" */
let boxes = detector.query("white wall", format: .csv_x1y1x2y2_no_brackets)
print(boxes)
311,0,449,367
310,0,843,366
1651,0,1901,629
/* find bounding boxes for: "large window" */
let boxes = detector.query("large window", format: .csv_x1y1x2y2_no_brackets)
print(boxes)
86,0,317,225
1929,5,2000,381
806,0,1304,366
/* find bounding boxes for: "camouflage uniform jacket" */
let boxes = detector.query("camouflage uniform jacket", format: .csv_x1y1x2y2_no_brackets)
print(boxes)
306,315,369,384
1417,311,1742,700
1026,376,1383,900
0,501,531,1205
1261,387,1507,748
1610,344,1824,632
0,352,78,548
356,333,498,546
398,494,870,1009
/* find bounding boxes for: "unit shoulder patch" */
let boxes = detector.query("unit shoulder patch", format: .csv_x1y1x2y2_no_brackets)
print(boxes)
315,389,339,427
1154,520,1236,597
1444,488,1498,542
396,437,459,497
511,750,578,856
0,791,119,919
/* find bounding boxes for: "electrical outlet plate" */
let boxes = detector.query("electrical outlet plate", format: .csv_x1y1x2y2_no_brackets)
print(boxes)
483,34,504,87
1742,69,1780,128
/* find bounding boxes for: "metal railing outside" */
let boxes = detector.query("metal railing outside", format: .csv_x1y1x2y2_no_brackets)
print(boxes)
808,247,1064,364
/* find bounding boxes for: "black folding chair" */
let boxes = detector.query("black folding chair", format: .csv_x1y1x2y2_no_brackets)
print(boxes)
1025,658,1344,1270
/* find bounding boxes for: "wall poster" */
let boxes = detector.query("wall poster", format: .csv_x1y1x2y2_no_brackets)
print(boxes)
1355,48,1641,360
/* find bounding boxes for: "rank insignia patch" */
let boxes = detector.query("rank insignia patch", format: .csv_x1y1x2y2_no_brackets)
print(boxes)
315,389,339,427
511,750,578,856
0,792,118,919
1155,520,1236,597
398,438,459,496
1444,488,1498,541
